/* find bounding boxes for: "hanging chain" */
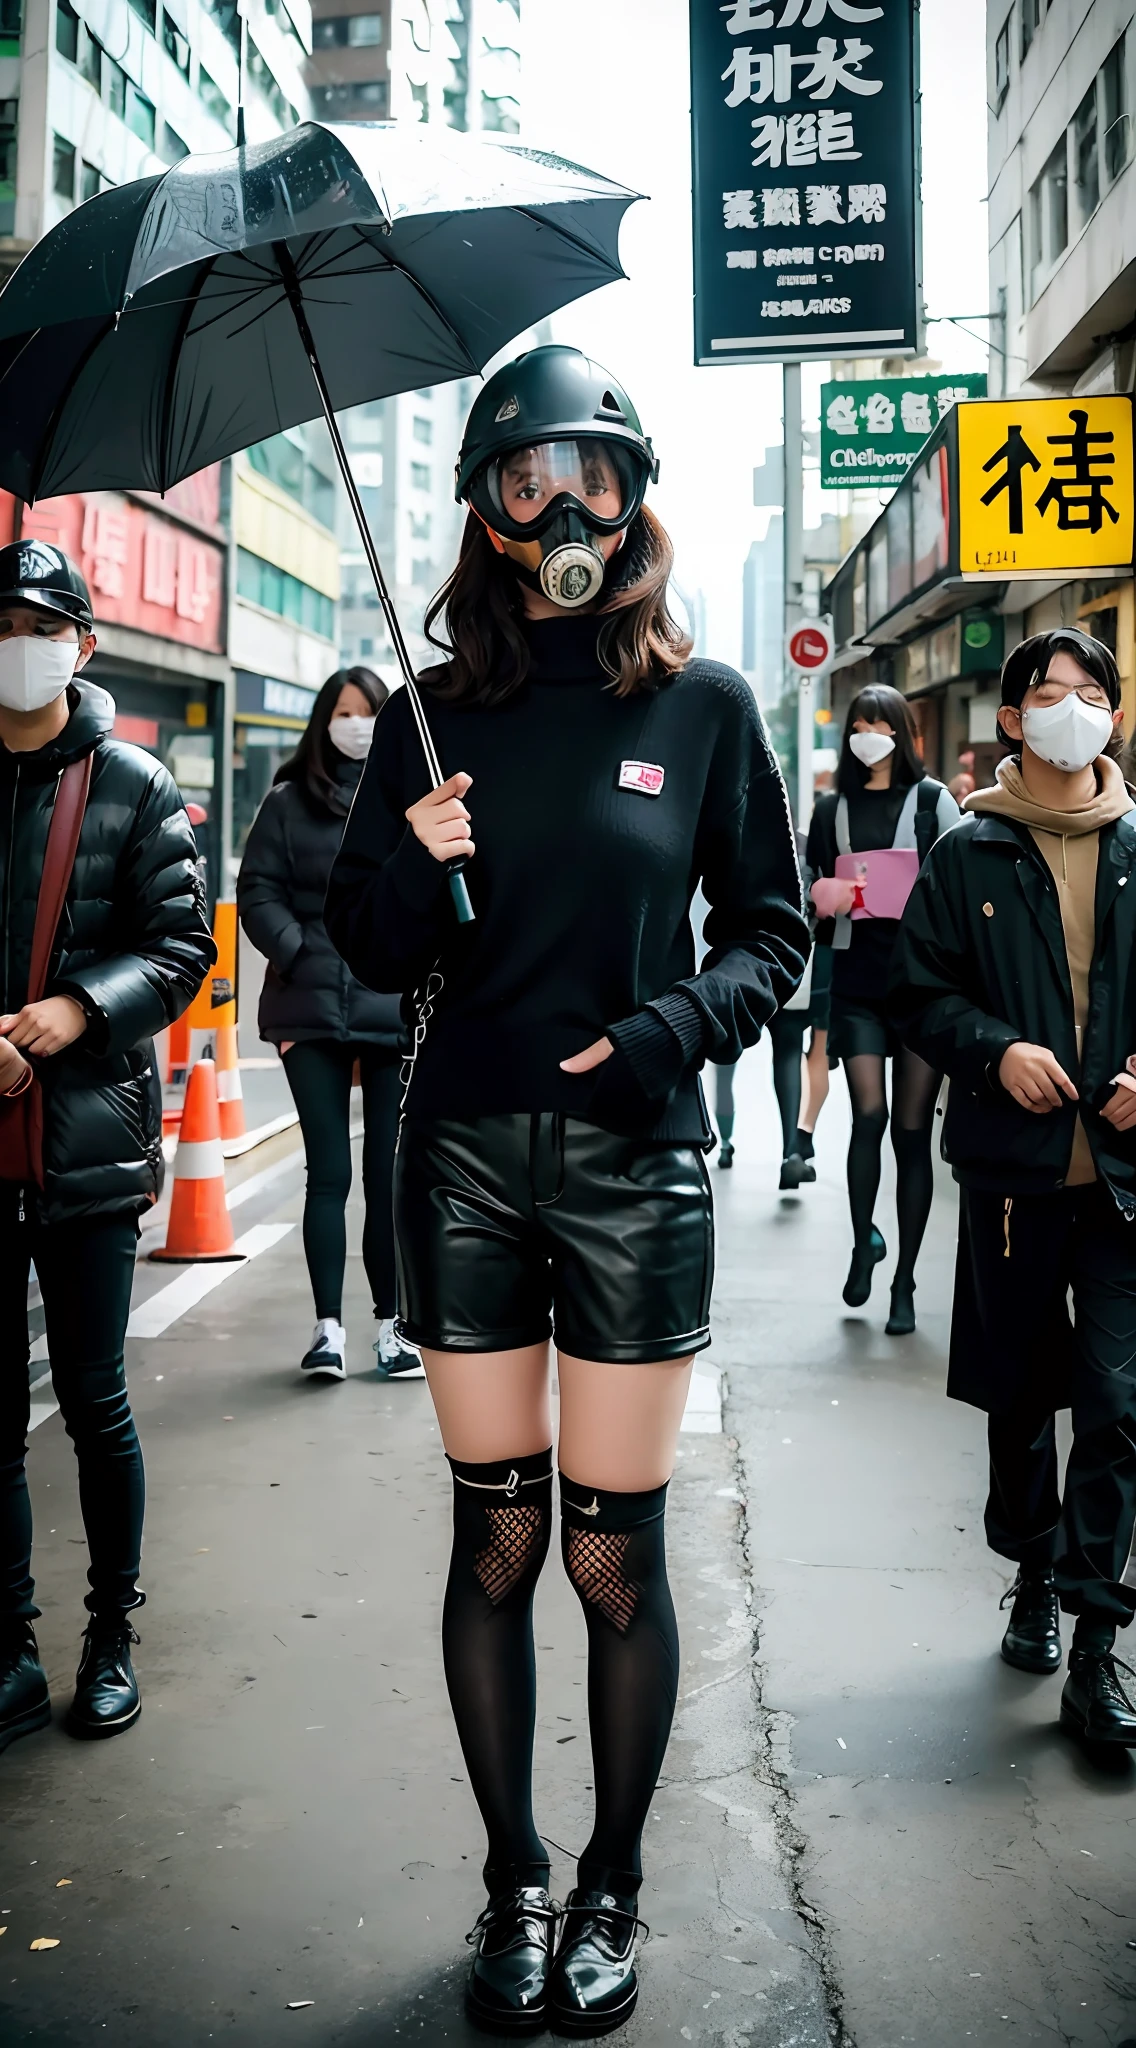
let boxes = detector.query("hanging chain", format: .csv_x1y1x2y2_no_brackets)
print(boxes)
396,966,444,1147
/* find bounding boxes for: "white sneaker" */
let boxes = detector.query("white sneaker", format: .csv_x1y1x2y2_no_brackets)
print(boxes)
374,1317,425,1379
301,1318,347,1380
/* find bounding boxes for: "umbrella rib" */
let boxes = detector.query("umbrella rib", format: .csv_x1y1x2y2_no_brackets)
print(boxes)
365,247,482,378
158,257,215,493
512,205,626,276
24,317,119,503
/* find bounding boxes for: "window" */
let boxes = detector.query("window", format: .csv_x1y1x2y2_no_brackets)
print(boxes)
78,22,101,87
412,416,433,445
305,462,336,529
105,55,126,118
236,549,335,640
158,120,189,163
348,12,381,43
201,0,239,54
481,91,519,133
126,82,156,147
411,558,433,588
263,0,305,58
410,461,430,491
1028,135,1067,300
0,100,17,233
994,14,1010,110
311,80,388,116
198,65,233,131
0,0,20,46
409,511,432,540
80,157,99,201
52,132,75,200
161,9,190,75
247,435,336,528
1073,80,1099,224
127,0,156,30
1020,0,1042,62
1103,37,1129,183
247,34,298,127
443,86,467,128
55,0,77,62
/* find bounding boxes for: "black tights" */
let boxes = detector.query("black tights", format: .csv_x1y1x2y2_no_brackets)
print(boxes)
281,1040,400,1320
843,1048,940,1287
442,1452,678,1906
767,1011,806,1158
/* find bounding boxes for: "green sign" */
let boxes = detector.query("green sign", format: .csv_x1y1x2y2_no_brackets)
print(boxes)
820,373,988,490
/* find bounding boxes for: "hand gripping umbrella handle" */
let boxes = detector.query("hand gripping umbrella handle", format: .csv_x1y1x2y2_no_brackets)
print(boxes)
274,240,475,926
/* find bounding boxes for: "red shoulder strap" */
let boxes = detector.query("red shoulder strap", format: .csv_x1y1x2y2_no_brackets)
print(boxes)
27,753,93,1005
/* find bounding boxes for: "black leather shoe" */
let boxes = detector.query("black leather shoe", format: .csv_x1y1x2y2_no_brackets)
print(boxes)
779,1154,807,1190
0,1621,51,1755
843,1227,886,1308
65,1619,141,1740
465,1885,558,2034
885,1278,916,1336
717,1141,734,1169
549,1889,645,2037
1000,1570,1062,1674
1061,1649,1136,1745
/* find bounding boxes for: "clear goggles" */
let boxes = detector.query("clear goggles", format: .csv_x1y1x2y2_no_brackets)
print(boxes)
475,437,647,541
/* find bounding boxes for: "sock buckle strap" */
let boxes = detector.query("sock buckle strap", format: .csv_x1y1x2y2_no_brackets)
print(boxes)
453,1466,552,1500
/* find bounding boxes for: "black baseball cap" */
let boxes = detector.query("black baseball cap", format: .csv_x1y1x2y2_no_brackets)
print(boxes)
0,539,93,632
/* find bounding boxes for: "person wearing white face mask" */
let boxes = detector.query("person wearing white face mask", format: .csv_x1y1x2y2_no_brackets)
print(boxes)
0,540,214,1756
805,685,960,1333
892,627,1136,1748
238,666,422,1383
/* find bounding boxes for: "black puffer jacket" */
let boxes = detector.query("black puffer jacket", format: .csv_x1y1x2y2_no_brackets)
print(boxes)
890,808,1136,1211
0,681,215,1225
238,763,402,1049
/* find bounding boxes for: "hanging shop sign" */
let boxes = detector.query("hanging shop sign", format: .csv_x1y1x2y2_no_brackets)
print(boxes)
786,618,834,672
820,372,987,489
957,396,1135,576
19,489,225,651
689,0,920,367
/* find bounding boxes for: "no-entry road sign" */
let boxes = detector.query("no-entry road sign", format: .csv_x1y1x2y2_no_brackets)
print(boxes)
786,619,834,674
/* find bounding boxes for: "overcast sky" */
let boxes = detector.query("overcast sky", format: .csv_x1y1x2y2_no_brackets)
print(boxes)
520,0,989,667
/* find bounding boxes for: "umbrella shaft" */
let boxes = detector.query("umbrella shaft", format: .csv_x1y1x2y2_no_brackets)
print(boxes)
273,241,446,791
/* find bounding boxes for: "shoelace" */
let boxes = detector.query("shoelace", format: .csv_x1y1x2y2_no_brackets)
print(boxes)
560,1900,650,1951
466,1892,561,1953
1085,1651,1136,1706
999,1572,1055,1611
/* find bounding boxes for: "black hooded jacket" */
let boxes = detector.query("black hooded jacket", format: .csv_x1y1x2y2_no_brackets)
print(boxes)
238,760,402,1050
0,681,215,1224
890,807,1136,1210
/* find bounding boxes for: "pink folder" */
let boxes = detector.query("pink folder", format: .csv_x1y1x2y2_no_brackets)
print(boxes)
835,847,920,921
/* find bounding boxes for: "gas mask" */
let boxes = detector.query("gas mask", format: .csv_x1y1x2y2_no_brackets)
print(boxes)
469,438,649,612
0,634,77,712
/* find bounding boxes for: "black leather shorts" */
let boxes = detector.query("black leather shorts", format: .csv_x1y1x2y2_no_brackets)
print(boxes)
394,1112,714,1363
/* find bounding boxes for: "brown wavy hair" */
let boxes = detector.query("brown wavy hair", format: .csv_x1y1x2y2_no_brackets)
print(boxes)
419,505,693,705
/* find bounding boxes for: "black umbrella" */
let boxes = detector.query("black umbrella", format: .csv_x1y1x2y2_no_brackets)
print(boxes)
0,120,641,919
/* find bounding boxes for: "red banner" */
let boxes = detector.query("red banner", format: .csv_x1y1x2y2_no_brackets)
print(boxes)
19,481,225,654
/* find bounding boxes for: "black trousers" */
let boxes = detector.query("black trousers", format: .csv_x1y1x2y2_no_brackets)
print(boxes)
281,1040,401,1321
953,1184,1136,1625
0,1188,142,1625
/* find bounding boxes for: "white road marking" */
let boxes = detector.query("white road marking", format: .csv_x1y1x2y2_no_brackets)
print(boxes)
27,1223,293,1433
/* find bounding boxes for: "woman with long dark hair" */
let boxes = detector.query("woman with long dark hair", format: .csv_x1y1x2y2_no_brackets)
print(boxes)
326,345,806,2036
806,684,959,1333
238,666,422,1381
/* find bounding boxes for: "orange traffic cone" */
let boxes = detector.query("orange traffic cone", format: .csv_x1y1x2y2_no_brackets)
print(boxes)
214,1022,246,1141
150,1059,243,1262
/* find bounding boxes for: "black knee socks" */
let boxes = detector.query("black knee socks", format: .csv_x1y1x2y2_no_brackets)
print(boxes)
560,1475,680,1907
442,1448,553,1895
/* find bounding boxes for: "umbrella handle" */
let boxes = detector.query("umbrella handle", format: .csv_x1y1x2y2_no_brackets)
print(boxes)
446,858,475,926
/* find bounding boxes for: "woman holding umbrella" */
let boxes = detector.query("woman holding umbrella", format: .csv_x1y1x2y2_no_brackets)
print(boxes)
327,345,806,2036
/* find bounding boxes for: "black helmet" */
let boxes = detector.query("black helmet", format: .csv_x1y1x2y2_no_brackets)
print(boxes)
455,343,659,524
0,539,93,631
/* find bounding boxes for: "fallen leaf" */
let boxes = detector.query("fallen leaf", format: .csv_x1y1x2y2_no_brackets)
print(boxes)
0,1927,6,1936
55,1880,72,1888
286,2000,315,2009
30,1938,60,1951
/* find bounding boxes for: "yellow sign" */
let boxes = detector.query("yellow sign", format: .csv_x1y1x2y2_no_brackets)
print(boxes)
957,396,1134,576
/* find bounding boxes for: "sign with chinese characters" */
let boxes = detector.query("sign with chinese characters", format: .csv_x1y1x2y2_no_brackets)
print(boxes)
689,0,919,365
957,397,1135,576
17,487,225,651
820,372,986,488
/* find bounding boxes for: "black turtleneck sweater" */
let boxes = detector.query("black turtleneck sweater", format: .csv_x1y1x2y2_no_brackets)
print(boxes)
325,618,807,1141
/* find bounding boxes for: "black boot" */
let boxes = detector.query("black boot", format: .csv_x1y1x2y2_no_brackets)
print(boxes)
0,1620,51,1756
999,1570,1062,1673
549,1889,645,2037
717,1140,734,1169
1060,1648,1136,1746
885,1277,917,1337
843,1227,886,1308
65,1619,141,1740
465,1886,558,2034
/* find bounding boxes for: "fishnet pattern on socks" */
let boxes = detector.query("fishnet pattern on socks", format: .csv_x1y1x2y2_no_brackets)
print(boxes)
565,1525,640,1634
475,1504,547,1606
